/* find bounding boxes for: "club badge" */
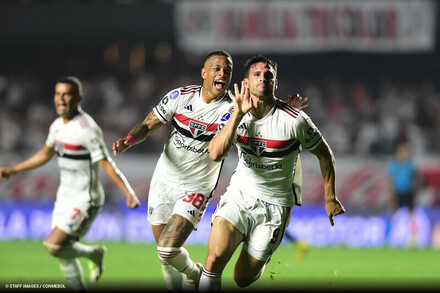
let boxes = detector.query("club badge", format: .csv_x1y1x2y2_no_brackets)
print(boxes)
249,139,267,156
189,120,207,138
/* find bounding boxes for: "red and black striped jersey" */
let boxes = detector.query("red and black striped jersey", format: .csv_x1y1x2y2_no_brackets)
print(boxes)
230,98,322,207
45,107,109,206
152,85,233,191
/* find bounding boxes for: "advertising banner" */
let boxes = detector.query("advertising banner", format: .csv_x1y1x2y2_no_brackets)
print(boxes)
175,0,436,53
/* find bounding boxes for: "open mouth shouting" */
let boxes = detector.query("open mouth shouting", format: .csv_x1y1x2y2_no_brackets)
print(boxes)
214,79,226,92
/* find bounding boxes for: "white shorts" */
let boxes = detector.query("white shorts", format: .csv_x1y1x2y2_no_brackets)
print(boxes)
213,186,292,261
52,200,101,239
147,179,212,228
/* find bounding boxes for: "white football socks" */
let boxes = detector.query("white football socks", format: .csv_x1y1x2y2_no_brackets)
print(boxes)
157,246,198,277
199,267,222,292
159,256,183,291
59,258,86,291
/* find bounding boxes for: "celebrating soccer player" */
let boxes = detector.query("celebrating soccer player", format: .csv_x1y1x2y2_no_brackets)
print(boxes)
199,55,345,291
0,76,140,291
112,50,309,291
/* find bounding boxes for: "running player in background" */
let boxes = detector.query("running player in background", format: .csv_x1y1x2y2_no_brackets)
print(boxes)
112,50,309,291
0,76,140,291
199,55,345,291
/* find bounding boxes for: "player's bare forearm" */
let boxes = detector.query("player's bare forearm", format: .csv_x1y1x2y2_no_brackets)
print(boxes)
310,139,345,226
1,145,54,179
98,159,140,209
209,82,251,162
113,111,163,155
209,110,244,162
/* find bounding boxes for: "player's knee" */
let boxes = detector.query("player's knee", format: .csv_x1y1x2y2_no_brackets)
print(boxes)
43,241,62,257
204,252,227,272
234,276,252,288
233,266,262,288
233,273,257,288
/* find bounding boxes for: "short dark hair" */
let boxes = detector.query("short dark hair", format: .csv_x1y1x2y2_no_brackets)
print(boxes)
56,76,83,96
204,50,233,67
244,55,277,78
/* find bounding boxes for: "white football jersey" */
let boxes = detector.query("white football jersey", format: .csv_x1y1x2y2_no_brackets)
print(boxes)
152,85,233,191
229,98,322,207
46,107,108,207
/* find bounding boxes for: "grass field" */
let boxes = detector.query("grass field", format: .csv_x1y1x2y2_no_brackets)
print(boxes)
0,240,439,292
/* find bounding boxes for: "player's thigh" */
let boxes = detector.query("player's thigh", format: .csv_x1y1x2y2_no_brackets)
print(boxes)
148,180,211,228
205,216,243,272
45,226,74,245
147,180,176,226
51,201,101,240
244,203,291,262
172,190,212,228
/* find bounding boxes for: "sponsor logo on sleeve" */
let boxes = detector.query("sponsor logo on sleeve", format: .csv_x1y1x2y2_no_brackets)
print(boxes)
221,112,231,121
305,127,320,144
170,90,180,100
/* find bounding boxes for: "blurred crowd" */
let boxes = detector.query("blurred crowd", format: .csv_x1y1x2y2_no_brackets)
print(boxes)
1,52,439,158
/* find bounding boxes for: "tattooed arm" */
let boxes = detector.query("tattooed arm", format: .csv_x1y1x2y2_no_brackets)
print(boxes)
113,111,164,155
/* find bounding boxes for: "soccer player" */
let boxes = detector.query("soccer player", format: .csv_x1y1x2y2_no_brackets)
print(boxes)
0,76,140,291
112,50,309,291
199,55,345,291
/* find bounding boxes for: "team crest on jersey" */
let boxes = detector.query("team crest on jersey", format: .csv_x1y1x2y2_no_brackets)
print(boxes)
189,120,207,138
249,139,267,156
55,142,64,156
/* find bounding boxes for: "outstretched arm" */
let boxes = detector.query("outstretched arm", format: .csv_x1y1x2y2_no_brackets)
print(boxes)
0,145,55,180
309,139,345,226
113,110,164,156
98,158,140,209
209,82,252,162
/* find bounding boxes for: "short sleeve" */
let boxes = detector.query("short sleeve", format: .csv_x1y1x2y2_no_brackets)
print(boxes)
153,88,182,124
295,112,322,151
45,120,57,148
83,127,109,163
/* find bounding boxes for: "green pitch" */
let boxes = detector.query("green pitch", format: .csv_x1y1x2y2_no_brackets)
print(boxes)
0,240,439,291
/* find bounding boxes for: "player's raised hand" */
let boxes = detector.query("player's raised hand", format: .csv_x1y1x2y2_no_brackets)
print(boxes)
228,81,252,116
325,197,345,226
112,138,132,156
286,93,309,110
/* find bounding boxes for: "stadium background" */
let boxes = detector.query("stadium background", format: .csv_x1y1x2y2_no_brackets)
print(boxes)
1,0,440,280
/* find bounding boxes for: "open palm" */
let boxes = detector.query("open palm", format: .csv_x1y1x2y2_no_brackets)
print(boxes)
228,81,252,116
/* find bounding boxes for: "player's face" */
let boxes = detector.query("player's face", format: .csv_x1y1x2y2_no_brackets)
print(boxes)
201,55,233,98
54,83,81,120
245,62,277,100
